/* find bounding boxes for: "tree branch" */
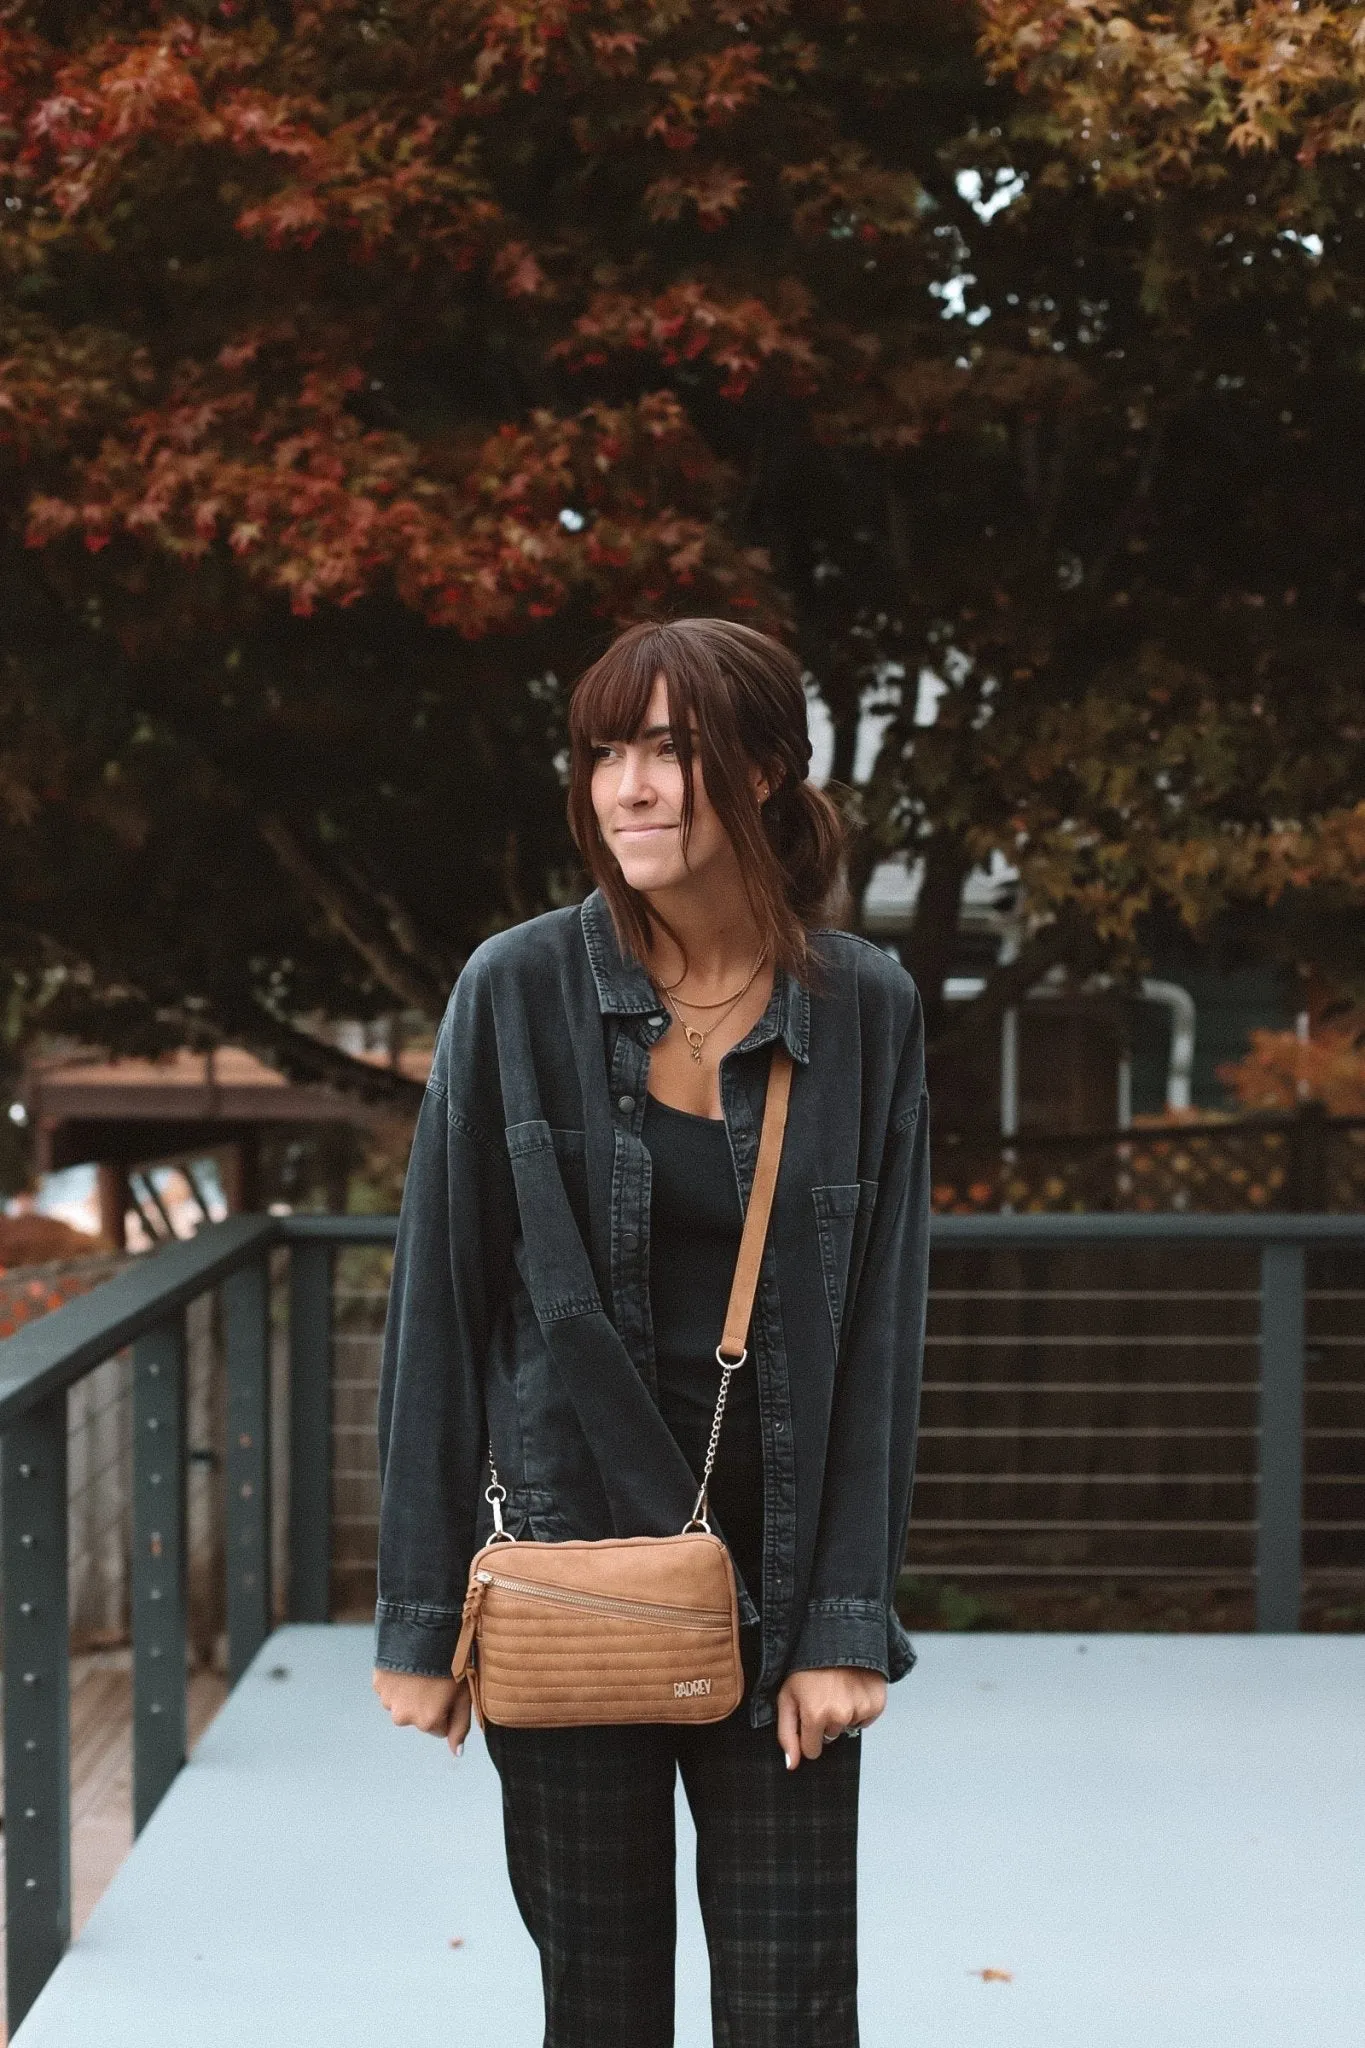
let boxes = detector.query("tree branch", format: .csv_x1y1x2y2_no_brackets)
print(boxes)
1082,412,1167,601
899,835,973,1040
7,932,431,1110
259,816,450,1016
331,847,464,991
237,1004,427,1109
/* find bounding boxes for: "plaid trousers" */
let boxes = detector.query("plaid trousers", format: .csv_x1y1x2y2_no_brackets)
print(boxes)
484,1700,861,2048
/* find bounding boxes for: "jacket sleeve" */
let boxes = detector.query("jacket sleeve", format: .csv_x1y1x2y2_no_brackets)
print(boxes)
373,959,514,1676
787,984,930,1682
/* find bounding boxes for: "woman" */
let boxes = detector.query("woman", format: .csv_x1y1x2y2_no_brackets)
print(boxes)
372,617,930,2047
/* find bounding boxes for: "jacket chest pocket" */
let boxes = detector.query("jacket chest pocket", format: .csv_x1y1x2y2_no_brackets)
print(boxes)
811,1181,879,1357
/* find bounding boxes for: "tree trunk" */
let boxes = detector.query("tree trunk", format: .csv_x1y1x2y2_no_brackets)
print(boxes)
900,837,971,1041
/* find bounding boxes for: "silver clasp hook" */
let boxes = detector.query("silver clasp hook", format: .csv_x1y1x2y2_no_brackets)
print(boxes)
485,1477,516,1544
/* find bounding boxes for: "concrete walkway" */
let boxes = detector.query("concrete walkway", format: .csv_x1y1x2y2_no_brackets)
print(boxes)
14,1626,1365,2047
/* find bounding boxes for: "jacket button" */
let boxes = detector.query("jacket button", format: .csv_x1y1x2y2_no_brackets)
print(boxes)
617,1093,635,1112
622,1230,639,1251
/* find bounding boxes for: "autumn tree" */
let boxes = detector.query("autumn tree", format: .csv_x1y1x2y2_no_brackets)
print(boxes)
2,0,1363,1130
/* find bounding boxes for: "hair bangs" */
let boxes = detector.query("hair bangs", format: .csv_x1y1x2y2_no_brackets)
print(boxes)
567,628,670,747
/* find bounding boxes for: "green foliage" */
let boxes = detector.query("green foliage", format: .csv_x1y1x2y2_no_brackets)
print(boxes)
895,1571,1008,1632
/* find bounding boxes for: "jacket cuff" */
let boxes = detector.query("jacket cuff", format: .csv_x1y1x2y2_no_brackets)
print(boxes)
373,1597,464,1677
788,1597,906,1679
887,1607,918,1682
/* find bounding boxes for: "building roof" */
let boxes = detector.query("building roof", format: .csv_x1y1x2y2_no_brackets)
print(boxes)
22,1042,434,1175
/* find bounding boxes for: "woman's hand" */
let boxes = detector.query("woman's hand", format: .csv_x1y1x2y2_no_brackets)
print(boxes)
775,1667,886,1770
372,1669,472,1757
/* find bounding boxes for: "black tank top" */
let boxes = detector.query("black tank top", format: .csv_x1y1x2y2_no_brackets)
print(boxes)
641,1091,764,1614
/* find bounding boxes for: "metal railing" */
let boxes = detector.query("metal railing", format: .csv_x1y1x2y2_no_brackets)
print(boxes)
0,1213,383,2032
923,1217,1365,1621
1,1209,1363,2030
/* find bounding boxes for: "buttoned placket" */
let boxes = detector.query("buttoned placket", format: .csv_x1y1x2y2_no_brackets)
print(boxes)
714,1013,798,1674
606,1014,659,1396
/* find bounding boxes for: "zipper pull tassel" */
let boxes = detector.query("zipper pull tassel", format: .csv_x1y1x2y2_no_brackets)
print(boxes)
450,1573,488,1686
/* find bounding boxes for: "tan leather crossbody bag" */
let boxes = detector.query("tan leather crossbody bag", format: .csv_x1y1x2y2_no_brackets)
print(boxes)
451,1046,793,1729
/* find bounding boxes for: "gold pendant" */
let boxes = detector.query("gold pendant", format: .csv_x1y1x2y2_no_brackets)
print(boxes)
684,1026,705,1062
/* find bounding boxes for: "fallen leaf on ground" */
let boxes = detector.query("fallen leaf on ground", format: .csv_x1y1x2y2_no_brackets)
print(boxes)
970,1967,1013,1983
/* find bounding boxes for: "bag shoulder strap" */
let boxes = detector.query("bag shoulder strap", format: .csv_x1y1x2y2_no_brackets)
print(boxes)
719,1044,794,1362
685,1043,794,1531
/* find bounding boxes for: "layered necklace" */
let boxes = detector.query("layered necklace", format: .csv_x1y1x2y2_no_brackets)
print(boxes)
655,945,769,1064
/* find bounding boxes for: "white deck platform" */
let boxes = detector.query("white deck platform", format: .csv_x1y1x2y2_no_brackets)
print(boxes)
14,1626,1365,2047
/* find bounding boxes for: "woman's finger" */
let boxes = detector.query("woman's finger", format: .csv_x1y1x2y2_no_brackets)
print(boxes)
447,1684,473,1757
776,1683,802,1771
799,1698,832,1760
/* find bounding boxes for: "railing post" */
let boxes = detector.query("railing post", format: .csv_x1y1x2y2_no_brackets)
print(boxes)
132,1312,188,1835
288,1239,334,1623
1256,1241,1306,1631
2,1391,72,2030
224,1258,272,1683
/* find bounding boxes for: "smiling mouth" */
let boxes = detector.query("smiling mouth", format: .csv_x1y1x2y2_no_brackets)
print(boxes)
616,824,675,835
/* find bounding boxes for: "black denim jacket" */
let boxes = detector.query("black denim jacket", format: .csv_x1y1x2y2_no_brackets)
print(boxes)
374,888,931,1727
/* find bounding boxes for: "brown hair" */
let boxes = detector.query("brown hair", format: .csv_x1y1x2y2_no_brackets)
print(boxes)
566,617,847,985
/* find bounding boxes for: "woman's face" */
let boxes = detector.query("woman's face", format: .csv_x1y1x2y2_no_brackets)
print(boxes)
589,671,766,898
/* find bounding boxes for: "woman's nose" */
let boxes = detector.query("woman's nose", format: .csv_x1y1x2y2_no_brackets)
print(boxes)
616,749,653,804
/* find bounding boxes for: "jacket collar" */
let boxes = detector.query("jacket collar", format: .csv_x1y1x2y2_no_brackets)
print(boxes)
579,887,811,1066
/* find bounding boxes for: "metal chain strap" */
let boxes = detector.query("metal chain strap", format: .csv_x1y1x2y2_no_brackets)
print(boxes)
484,1341,746,1545
684,1345,747,1533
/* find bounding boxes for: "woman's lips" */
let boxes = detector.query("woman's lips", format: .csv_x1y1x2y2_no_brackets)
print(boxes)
615,823,675,835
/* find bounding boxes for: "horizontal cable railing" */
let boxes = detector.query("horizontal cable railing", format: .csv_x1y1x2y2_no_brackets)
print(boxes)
911,1220,1363,1610
1,1209,1363,2032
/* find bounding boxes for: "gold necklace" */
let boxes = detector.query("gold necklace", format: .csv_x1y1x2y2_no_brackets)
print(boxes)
659,949,768,1063
656,945,767,1008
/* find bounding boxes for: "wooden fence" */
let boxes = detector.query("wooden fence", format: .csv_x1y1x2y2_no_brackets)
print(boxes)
933,1111,1365,1215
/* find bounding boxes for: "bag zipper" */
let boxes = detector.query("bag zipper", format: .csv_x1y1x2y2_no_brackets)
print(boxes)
475,1568,729,1630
